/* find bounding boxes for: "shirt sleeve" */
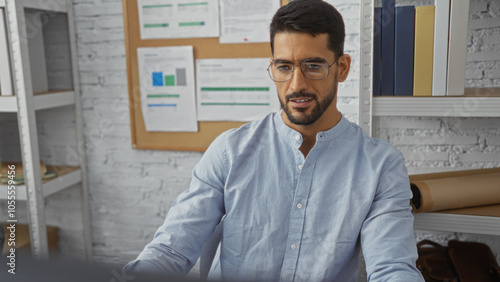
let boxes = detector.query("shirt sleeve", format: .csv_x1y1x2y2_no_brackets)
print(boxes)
123,133,228,277
360,153,424,282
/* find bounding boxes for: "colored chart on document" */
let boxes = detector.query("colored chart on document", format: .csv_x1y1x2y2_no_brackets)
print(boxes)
137,46,198,132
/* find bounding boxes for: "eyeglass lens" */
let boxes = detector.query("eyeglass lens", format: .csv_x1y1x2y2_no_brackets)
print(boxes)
269,60,330,82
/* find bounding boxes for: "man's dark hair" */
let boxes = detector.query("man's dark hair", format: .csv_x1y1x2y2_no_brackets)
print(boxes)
270,0,345,57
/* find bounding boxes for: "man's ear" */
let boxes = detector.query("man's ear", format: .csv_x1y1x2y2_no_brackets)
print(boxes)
337,54,351,82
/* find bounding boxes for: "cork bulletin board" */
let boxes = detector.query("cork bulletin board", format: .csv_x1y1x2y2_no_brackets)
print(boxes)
122,0,289,151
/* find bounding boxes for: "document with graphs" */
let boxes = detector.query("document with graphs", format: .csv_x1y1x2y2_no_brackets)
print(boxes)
137,46,198,132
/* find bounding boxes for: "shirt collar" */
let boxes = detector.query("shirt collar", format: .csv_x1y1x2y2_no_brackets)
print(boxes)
273,110,350,142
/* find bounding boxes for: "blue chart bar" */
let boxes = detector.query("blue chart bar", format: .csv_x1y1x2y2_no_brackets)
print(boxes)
153,72,164,86
148,104,177,107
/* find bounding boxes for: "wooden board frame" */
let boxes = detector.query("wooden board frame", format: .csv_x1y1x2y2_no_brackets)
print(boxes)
123,0,288,151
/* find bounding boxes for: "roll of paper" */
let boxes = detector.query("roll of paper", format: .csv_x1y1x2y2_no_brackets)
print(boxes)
411,172,500,213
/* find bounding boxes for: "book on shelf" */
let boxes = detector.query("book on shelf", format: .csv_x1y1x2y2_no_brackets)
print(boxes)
394,5,415,96
413,6,435,97
0,8,13,96
447,0,470,96
373,7,382,96
380,0,395,96
432,0,451,96
0,161,57,185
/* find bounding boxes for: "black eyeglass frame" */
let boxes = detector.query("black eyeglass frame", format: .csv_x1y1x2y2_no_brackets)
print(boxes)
267,53,344,83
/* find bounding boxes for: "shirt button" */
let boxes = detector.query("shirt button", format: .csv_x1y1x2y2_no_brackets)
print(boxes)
295,135,301,140
291,244,297,250
297,203,303,209
298,165,303,170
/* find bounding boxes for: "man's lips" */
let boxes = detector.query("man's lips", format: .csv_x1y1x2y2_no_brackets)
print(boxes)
288,97,314,107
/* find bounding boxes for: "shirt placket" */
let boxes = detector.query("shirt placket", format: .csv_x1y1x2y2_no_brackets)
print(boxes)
279,135,317,281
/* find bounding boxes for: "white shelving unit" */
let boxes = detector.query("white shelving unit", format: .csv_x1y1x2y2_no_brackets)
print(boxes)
0,90,77,112
413,213,500,236
0,168,82,201
358,0,500,236
0,0,92,260
372,93,500,117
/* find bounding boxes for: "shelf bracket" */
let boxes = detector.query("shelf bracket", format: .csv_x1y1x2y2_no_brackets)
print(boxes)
359,0,374,136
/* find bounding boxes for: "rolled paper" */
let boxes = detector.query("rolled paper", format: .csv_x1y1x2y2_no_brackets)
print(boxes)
411,172,500,212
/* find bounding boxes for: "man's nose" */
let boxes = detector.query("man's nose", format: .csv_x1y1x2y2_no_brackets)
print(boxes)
289,66,308,92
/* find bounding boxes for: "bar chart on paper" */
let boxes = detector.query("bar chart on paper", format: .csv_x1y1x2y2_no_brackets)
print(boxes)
196,58,279,121
137,46,198,132
152,69,187,86
147,70,186,107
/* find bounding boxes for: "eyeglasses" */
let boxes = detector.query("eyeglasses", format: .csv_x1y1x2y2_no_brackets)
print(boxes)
267,55,343,82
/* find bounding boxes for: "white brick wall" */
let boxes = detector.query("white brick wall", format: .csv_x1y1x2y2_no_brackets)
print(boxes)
467,0,500,87
1,0,498,275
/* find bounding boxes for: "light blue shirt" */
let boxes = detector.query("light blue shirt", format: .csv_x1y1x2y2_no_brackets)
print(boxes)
125,112,423,282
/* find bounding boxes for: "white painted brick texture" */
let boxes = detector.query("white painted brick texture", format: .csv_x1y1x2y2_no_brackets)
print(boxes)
467,0,500,87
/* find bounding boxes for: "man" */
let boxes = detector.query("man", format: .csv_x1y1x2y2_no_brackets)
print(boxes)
125,1,423,281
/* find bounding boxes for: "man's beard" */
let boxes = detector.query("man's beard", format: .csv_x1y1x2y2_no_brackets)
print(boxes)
279,86,337,126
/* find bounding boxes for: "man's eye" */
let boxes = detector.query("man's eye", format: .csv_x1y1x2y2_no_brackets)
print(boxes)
304,63,323,71
276,64,292,72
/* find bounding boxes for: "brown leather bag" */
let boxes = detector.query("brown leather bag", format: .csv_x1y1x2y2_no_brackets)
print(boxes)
417,239,500,282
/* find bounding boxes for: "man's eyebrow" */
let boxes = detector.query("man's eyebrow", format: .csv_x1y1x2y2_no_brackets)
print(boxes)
303,57,328,62
273,59,293,64
273,57,328,63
